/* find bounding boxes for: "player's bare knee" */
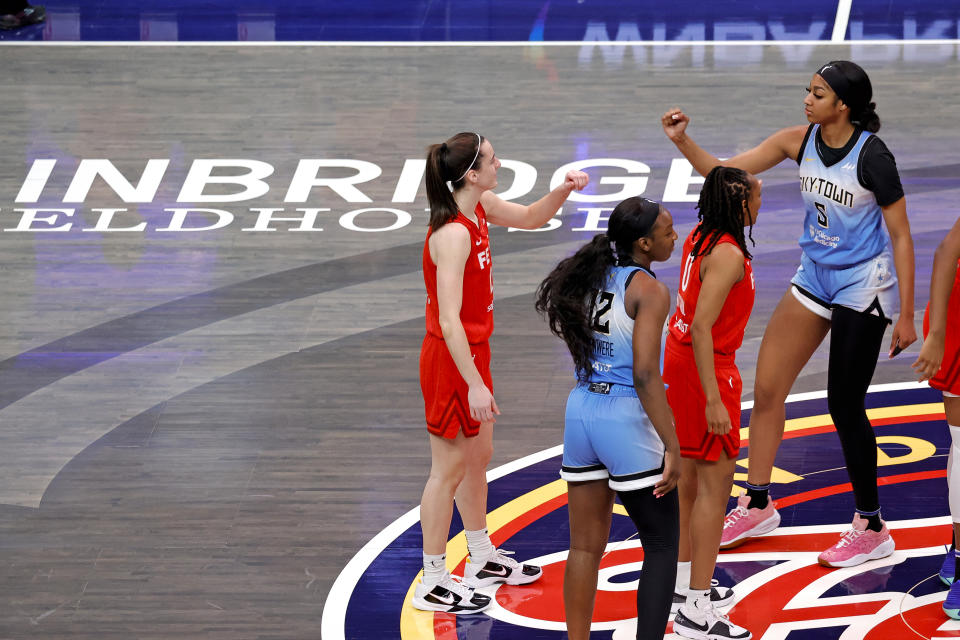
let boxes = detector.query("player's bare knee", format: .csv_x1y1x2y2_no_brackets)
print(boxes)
752,378,786,415
678,471,698,500
440,466,467,488
480,445,494,468
568,538,607,559
469,439,493,469
718,469,736,493
430,455,468,487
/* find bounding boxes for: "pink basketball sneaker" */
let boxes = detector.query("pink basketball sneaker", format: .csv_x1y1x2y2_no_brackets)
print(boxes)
720,494,781,549
818,514,895,568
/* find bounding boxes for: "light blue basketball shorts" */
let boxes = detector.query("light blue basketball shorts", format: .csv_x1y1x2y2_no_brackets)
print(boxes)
560,383,665,491
790,249,897,321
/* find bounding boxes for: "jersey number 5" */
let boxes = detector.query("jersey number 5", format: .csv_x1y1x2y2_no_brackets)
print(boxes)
815,201,829,228
591,291,614,335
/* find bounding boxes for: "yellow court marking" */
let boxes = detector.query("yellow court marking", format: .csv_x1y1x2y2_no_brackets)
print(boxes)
399,402,946,638
739,402,944,442
875,435,937,466
399,479,568,639
733,402,945,496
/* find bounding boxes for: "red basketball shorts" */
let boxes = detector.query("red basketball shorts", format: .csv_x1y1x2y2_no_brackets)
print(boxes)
419,334,493,439
923,276,960,397
664,341,741,461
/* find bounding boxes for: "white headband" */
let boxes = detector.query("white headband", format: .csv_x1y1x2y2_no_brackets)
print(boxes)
455,133,482,182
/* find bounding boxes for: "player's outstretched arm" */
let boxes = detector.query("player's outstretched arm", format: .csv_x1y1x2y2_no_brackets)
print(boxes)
481,170,588,230
661,107,807,177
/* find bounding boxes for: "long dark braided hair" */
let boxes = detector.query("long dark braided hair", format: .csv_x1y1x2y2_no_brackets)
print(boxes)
535,197,662,381
691,166,755,260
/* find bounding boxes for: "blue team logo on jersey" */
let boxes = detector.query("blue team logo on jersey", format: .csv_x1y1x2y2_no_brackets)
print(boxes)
321,383,955,640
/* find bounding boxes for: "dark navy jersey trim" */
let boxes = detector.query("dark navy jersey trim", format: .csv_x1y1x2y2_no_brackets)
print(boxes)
815,126,864,168
861,296,892,323
621,263,656,290
857,136,872,191
561,463,607,473
609,461,665,482
797,123,815,165
857,135,904,206
793,284,831,310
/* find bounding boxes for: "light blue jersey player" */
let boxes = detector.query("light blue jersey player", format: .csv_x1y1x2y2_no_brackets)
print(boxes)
792,123,898,321
586,265,650,387
663,60,917,573
536,196,681,640
559,263,667,491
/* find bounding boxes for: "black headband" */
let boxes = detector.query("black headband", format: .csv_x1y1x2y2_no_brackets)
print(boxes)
609,197,662,266
636,197,662,237
816,62,868,115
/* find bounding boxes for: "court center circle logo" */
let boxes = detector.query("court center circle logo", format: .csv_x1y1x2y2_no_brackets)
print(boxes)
322,383,957,640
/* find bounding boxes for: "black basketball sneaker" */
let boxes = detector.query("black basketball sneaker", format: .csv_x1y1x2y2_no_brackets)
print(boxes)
411,575,492,614
462,549,542,588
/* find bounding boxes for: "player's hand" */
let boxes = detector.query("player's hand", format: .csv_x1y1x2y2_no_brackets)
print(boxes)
563,170,589,192
889,314,917,358
912,333,944,382
468,383,500,424
662,108,690,142
654,447,680,498
705,398,732,435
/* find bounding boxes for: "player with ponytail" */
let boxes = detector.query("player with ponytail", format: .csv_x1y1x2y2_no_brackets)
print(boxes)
662,60,916,572
536,196,681,640
413,132,588,614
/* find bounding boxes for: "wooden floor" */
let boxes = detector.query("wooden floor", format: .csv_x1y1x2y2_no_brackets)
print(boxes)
0,43,958,639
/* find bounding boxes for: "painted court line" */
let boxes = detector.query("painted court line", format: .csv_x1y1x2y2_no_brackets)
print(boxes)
319,380,937,640
2,40,960,47
832,0,854,42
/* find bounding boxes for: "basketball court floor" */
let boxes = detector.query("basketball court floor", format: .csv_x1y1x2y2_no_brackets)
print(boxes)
1,2,960,639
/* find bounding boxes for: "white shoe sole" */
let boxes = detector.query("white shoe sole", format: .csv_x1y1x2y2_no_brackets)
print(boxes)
462,568,542,588
410,595,492,614
719,510,781,550
818,537,896,568
673,619,752,640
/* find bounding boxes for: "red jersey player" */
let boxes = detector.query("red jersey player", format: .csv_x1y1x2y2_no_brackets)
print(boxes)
912,216,960,619
663,166,762,640
413,131,588,614
421,199,494,439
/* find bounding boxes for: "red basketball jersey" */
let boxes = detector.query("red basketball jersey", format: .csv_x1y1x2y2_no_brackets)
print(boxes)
922,259,960,395
423,203,494,344
667,227,755,356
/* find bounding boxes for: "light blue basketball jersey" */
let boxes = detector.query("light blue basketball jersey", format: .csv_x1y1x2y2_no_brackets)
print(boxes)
798,125,889,268
588,265,652,387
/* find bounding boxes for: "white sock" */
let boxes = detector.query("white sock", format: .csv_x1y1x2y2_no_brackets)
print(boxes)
422,552,446,587
683,588,712,622
676,561,691,593
465,528,496,562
